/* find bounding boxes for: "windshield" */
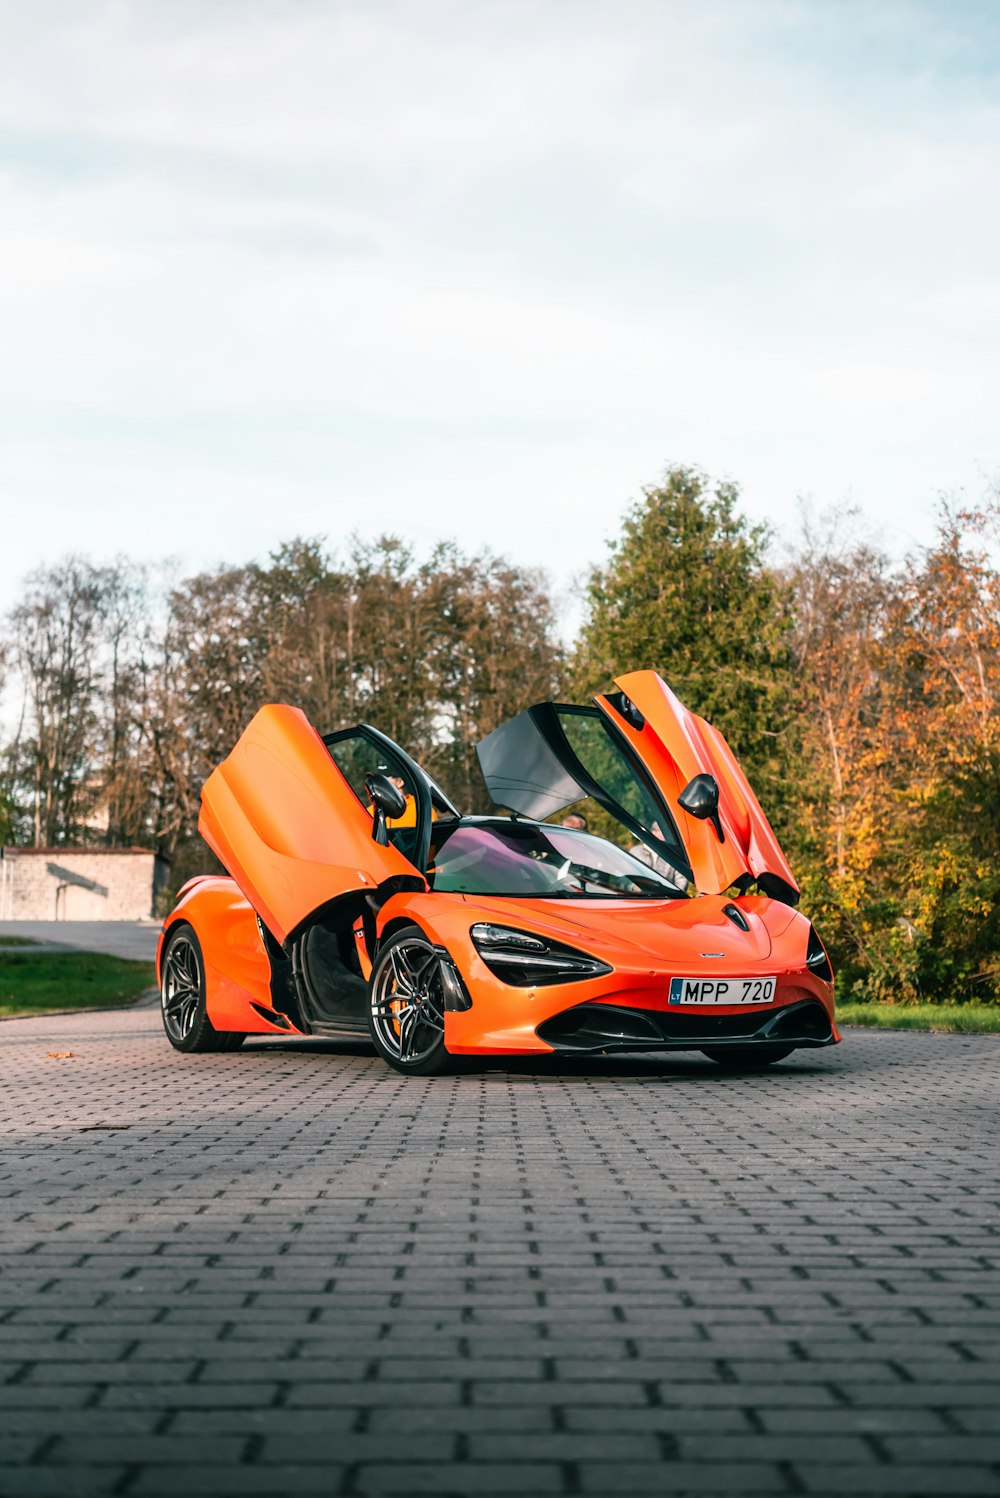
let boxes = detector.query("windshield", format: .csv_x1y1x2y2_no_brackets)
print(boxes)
427,820,686,899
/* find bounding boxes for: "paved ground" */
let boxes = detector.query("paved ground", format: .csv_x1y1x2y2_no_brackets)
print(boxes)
1,1008,998,1498
0,921,160,962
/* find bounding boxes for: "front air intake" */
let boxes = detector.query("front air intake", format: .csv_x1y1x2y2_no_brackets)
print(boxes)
537,998,834,1052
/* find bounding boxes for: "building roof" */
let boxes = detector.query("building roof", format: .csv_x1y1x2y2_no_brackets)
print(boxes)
1,846,158,857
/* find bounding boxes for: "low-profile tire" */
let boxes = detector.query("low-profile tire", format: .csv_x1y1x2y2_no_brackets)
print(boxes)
701,1044,794,1068
367,924,457,1076
160,923,245,1054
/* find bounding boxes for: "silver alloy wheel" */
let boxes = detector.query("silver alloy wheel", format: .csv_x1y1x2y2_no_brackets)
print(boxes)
161,933,202,1044
370,934,445,1066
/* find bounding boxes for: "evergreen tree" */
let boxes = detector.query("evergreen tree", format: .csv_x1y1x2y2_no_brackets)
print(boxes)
572,467,797,815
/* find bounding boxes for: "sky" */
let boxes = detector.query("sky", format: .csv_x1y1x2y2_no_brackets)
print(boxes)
0,0,998,631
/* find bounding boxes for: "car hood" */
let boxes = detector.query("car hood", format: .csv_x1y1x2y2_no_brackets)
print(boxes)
460,893,774,966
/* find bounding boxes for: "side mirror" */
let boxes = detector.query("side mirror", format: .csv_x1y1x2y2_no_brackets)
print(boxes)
364,773,408,846
678,773,724,843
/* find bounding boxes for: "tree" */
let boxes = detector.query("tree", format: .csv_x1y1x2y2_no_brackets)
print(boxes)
98,561,152,847
420,546,564,809
783,509,895,981
0,638,13,844
7,559,109,845
137,563,269,886
573,466,797,813
785,495,1000,1003
101,534,563,888
876,499,1000,1001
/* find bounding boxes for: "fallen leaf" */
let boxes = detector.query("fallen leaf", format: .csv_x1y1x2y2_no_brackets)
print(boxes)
46,1051,74,1059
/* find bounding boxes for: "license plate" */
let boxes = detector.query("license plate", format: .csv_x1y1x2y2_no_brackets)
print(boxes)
668,976,777,1006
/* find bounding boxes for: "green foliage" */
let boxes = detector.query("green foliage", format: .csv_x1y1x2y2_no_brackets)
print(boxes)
835,1003,1000,1032
572,466,797,818
896,749,1000,1002
0,782,14,846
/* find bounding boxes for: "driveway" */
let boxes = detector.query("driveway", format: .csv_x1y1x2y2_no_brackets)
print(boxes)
0,1011,998,1497
0,919,160,962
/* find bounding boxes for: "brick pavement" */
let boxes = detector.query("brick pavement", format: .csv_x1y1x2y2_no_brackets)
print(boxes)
1,1007,998,1497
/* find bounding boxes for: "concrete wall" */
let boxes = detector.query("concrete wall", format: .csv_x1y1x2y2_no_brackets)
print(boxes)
0,849,166,921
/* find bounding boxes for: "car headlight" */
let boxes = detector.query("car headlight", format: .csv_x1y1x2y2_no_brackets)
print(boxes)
470,923,612,987
806,925,833,982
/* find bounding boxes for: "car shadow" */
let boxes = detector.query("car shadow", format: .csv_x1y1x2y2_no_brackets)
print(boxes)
239,1035,839,1080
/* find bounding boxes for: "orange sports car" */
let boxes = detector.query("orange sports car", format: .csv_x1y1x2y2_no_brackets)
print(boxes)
157,670,838,1075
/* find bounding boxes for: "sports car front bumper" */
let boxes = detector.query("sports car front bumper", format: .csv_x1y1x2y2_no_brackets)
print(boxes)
534,996,835,1053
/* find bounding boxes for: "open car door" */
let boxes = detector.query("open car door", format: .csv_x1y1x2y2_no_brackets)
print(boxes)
476,671,798,903
199,705,431,945
476,699,694,889
596,671,798,903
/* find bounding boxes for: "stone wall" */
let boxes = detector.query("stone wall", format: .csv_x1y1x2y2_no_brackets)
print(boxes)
0,849,167,921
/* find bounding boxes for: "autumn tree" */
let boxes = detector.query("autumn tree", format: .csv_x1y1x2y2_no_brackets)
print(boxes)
97,562,153,847
876,500,1000,1000
97,534,563,888
240,536,563,811
248,537,352,727
420,546,564,809
783,511,895,980
0,638,13,844
7,559,115,845
133,563,274,883
786,496,1000,1003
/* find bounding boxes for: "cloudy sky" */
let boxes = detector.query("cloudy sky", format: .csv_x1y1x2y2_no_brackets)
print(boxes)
0,0,997,624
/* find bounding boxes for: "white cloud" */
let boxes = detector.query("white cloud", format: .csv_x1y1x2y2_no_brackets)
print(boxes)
0,0,998,619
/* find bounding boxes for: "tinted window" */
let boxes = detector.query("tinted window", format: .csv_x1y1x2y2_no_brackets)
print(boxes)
326,733,413,806
557,709,664,832
324,732,418,852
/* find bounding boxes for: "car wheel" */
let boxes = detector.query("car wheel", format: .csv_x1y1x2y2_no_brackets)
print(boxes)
701,1044,794,1068
160,924,245,1054
368,924,455,1076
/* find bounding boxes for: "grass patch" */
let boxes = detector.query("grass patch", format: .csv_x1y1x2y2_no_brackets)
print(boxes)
837,1002,1000,1034
0,936,41,947
0,950,156,1017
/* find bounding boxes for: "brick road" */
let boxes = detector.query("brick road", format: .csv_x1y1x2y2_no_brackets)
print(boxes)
1,1006,998,1497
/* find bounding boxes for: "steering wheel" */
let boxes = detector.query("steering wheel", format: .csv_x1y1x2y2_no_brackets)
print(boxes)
550,858,610,894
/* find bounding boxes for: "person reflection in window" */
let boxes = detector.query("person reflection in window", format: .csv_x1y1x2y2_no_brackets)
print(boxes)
367,771,437,830
385,774,417,829
630,822,688,891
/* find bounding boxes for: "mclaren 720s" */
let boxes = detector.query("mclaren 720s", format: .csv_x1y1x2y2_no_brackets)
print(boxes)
157,669,838,1075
